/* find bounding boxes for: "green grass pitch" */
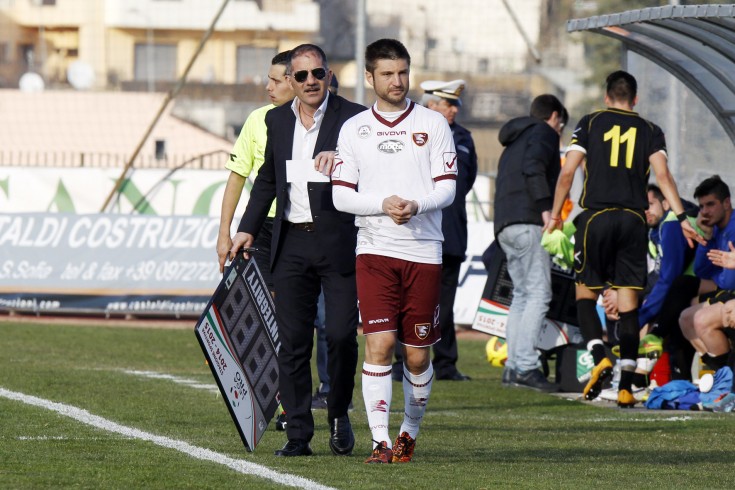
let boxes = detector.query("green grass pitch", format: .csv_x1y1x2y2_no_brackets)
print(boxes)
1,319,734,489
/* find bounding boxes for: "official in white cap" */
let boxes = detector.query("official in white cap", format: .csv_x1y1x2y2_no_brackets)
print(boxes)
393,79,478,381
420,79,466,107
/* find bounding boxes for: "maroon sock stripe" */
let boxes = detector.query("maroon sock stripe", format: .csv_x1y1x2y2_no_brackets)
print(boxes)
362,368,392,377
406,373,434,388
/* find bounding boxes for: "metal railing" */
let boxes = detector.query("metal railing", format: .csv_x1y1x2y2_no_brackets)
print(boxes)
0,150,229,170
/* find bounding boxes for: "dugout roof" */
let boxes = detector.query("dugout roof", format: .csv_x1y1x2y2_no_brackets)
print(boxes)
567,3,735,144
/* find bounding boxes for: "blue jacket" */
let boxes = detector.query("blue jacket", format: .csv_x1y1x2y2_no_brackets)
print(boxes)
639,211,694,327
442,122,478,259
694,214,735,290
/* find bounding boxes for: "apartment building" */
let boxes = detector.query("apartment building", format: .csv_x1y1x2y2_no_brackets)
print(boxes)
0,0,319,89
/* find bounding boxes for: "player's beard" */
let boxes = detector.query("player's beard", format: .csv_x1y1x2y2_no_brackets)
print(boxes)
381,86,408,107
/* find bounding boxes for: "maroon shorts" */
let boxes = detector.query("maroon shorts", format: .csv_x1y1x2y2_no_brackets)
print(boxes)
356,254,441,347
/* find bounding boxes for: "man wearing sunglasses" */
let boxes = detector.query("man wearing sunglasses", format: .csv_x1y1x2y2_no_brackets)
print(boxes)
231,44,365,457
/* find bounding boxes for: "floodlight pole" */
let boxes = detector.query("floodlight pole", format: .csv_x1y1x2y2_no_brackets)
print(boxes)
100,0,232,213
355,0,365,105
501,0,541,64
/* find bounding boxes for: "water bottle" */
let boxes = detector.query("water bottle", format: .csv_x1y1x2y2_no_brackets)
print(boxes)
712,393,735,413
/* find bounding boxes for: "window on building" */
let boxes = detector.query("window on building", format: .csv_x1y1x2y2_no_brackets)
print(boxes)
236,46,276,82
19,44,34,70
41,0,57,5
134,43,176,82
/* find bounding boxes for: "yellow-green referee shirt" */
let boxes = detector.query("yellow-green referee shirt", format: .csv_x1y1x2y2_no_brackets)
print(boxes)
226,104,277,218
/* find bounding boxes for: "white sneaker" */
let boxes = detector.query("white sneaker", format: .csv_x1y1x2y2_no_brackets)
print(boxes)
598,385,648,402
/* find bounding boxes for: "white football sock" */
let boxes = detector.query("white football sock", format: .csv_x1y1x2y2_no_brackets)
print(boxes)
399,363,434,440
362,362,392,448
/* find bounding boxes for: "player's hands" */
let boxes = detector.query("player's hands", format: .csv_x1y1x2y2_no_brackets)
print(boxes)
314,151,336,176
682,219,707,248
382,195,417,225
229,232,255,262
696,213,713,241
602,288,619,320
707,241,735,269
217,232,234,273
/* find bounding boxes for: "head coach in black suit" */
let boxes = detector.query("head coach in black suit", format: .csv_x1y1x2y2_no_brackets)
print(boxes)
230,44,366,457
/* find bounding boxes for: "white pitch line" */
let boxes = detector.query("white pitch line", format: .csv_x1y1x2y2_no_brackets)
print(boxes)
0,387,337,490
121,370,219,394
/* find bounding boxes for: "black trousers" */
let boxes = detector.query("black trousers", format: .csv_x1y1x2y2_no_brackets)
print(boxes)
432,254,463,375
272,225,358,442
252,218,274,291
651,274,700,380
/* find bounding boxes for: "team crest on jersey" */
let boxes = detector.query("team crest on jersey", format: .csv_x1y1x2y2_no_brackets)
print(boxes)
415,323,430,340
378,139,404,154
358,125,372,138
443,152,458,173
412,132,428,146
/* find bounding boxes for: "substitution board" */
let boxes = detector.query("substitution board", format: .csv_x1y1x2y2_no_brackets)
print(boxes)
194,253,280,451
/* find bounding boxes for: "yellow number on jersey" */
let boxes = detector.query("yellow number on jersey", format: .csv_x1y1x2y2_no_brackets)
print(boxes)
603,125,637,168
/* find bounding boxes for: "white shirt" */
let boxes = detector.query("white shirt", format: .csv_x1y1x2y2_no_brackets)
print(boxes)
332,99,457,264
285,92,330,223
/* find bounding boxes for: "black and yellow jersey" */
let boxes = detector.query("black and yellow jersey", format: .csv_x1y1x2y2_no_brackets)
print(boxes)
568,108,666,211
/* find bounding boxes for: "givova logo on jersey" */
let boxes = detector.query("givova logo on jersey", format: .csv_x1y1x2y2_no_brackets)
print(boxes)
378,140,405,153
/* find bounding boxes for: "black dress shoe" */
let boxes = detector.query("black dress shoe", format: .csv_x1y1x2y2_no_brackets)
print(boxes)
274,439,313,457
437,370,471,381
328,415,354,456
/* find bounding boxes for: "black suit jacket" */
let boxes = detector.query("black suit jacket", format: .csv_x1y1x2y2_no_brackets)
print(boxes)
238,94,366,274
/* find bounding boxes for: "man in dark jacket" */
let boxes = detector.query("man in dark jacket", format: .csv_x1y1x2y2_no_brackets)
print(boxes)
231,44,365,457
493,94,566,392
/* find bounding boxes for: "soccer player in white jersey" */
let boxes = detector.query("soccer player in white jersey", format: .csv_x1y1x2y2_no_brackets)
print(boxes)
332,38,457,464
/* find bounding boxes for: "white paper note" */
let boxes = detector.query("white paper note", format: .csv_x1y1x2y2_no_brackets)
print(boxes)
286,159,330,183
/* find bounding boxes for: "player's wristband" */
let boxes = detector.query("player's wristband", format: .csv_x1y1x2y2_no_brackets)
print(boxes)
676,212,688,223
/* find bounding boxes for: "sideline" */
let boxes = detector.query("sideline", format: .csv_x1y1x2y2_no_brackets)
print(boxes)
0,387,337,490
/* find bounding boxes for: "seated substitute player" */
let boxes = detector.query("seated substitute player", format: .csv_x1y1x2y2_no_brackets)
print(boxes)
678,176,735,368
332,38,456,463
689,241,735,374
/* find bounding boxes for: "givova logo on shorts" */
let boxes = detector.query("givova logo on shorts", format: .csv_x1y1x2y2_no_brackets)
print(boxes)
378,139,404,153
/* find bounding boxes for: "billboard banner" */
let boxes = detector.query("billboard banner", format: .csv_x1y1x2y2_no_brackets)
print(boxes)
0,212,219,316
0,167,495,321
471,244,583,351
195,254,280,451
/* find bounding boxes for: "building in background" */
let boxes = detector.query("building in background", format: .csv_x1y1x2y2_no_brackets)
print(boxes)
0,0,318,90
0,0,596,220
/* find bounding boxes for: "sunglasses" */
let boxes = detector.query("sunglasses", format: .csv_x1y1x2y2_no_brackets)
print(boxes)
291,67,327,83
